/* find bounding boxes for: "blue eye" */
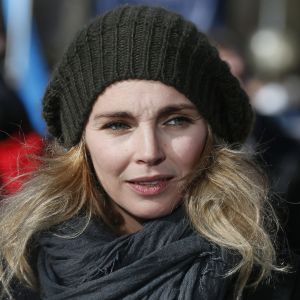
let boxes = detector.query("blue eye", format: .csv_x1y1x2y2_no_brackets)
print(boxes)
104,122,130,131
165,116,192,126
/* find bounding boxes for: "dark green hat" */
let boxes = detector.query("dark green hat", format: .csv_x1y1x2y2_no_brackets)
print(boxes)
43,5,253,148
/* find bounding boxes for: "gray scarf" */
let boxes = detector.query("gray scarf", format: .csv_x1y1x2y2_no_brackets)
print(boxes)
37,206,233,299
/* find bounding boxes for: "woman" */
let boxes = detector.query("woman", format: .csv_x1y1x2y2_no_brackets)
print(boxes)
0,5,296,299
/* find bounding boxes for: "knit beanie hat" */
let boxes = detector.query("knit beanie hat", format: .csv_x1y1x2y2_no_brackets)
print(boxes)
43,5,253,149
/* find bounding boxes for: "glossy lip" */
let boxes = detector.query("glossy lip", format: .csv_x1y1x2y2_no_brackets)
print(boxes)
126,175,174,196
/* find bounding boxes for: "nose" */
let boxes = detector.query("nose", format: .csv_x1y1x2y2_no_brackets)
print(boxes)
134,127,166,166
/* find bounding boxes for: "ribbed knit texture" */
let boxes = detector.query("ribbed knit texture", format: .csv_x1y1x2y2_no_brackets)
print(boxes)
43,5,253,148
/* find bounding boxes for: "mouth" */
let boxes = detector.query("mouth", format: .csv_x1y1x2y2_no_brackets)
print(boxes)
126,175,174,196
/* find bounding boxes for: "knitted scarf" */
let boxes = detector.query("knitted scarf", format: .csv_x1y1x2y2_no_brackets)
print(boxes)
37,207,233,299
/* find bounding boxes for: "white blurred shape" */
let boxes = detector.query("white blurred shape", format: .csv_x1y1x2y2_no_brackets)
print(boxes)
250,29,298,75
253,82,289,115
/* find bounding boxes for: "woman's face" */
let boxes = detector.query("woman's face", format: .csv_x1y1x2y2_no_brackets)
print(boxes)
85,80,207,224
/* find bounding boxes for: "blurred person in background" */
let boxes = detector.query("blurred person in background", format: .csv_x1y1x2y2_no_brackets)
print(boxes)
0,14,43,197
0,72,43,196
211,19,300,256
224,0,300,255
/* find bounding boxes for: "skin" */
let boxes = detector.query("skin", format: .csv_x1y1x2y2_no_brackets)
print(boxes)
85,80,207,234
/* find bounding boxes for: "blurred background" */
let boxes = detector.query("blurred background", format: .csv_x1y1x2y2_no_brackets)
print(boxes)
0,0,299,253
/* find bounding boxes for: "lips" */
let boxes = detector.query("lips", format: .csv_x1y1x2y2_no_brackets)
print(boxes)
126,175,173,196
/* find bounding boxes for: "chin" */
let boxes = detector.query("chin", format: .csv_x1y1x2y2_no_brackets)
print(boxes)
134,203,178,220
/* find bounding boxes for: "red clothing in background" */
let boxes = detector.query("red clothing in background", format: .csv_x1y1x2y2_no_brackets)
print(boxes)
0,131,43,194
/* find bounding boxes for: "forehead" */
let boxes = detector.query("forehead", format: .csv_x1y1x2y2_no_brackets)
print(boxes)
90,80,195,115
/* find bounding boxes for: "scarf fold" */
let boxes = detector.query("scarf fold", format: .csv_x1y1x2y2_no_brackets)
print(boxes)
37,207,233,299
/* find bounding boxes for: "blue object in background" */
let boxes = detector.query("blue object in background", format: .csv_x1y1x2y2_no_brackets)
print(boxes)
94,0,220,32
1,0,48,135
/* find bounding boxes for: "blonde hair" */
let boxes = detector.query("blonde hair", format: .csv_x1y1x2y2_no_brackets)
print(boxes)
0,132,283,299
184,133,282,298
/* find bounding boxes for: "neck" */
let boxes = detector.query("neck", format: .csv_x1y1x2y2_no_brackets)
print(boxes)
112,204,144,235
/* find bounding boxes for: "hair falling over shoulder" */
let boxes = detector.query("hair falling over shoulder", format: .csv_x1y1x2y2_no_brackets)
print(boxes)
0,135,286,299
0,140,110,298
184,132,286,298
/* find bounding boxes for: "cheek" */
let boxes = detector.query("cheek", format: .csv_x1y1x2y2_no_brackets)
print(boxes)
170,133,206,170
88,141,129,178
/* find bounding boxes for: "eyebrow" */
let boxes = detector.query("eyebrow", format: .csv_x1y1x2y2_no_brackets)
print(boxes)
92,104,198,121
158,104,198,117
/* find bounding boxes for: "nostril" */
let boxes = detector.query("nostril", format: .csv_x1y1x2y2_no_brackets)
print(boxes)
148,156,165,166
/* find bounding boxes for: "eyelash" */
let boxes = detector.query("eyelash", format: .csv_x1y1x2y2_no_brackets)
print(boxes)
102,121,130,131
102,116,193,132
164,116,193,127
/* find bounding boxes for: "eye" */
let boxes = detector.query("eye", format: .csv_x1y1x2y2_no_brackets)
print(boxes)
103,121,131,131
164,116,193,127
